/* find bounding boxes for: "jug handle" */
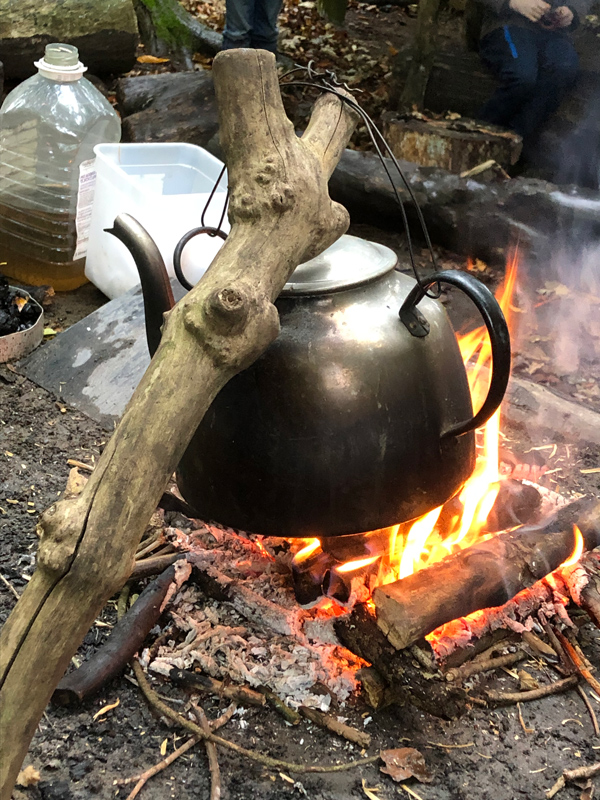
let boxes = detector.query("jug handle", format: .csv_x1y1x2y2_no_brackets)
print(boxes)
399,270,511,439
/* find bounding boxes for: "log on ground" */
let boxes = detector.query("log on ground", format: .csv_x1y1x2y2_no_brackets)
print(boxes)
117,71,219,147
0,0,138,80
373,498,600,652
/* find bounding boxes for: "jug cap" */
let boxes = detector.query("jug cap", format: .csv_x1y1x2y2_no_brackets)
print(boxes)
35,43,87,82
282,235,398,296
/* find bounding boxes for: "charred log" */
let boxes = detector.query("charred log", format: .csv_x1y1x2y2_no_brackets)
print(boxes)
562,549,600,628
334,603,467,719
373,499,600,652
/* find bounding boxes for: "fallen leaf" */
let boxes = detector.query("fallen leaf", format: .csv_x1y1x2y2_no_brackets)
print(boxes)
93,698,120,720
137,54,170,63
16,766,41,787
362,778,382,800
380,747,433,783
160,737,168,756
518,670,540,691
43,327,57,337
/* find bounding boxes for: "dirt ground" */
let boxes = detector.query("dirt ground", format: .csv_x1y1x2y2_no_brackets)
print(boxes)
2,224,600,800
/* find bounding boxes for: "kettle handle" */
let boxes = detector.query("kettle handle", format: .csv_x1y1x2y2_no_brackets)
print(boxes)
399,270,511,439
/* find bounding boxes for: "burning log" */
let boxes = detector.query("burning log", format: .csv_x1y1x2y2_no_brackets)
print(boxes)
373,499,600,652
561,549,600,628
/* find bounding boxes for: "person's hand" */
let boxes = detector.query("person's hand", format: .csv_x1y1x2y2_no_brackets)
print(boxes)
509,0,551,21
554,5,574,25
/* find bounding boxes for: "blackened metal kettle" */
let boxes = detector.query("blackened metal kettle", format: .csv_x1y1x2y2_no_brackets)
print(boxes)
110,215,511,538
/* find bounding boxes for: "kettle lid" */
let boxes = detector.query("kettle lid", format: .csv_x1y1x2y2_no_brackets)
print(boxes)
282,235,398,296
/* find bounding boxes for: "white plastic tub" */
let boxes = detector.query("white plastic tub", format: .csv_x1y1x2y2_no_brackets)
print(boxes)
85,143,229,299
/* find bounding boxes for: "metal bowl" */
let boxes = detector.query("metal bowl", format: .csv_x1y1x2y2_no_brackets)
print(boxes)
0,288,44,363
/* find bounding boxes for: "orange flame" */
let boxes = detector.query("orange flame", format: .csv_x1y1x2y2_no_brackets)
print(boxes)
334,248,520,583
336,555,380,574
294,538,321,562
561,525,584,568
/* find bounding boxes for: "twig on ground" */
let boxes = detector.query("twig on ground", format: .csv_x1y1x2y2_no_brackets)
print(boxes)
299,706,371,748
117,701,237,797
0,574,20,600
170,668,266,707
122,736,199,799
118,585,130,620
556,631,600,696
446,651,526,682
517,702,534,735
577,686,600,737
521,630,556,658
66,458,94,472
539,617,573,675
132,660,381,773
546,762,600,799
194,705,221,800
258,687,301,724
482,675,578,705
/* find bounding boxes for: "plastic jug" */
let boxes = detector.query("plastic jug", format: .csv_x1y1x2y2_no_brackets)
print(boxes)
0,43,121,291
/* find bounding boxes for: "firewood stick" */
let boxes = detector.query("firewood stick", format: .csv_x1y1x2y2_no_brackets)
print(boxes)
299,706,372,748
169,668,266,707
373,498,600,651
546,762,600,799
481,674,578,705
129,553,185,581
258,687,301,724
555,631,600,696
445,650,526,683
52,565,176,706
562,549,600,628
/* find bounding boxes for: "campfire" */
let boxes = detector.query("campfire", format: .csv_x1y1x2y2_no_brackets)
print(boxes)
56,250,600,736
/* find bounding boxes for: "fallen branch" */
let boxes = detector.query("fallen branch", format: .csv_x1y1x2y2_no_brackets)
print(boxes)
299,706,371,748
52,565,176,706
169,668,266,707
374,499,600,651
546,762,600,799
481,675,578,706
133,660,381,773
0,49,358,797
258,688,301,725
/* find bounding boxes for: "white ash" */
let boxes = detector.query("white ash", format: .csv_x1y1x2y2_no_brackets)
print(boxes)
146,523,364,710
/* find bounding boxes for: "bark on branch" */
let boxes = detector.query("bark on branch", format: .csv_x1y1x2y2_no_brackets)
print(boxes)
0,49,358,799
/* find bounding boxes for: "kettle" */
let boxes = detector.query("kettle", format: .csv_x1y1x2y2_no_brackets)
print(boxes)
109,214,510,538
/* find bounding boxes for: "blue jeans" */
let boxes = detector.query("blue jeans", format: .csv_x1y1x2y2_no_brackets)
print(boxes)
479,26,579,151
222,0,283,52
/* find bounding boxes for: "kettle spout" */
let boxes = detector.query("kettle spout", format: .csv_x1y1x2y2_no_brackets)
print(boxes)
106,214,175,357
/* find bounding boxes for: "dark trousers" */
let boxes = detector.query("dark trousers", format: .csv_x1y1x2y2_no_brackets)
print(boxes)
222,0,283,52
479,26,579,152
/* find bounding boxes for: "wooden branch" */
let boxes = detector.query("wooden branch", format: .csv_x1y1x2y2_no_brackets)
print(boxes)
0,49,358,800
562,549,600,627
373,499,600,652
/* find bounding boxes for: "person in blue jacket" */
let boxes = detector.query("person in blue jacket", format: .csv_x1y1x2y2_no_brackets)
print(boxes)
477,0,592,158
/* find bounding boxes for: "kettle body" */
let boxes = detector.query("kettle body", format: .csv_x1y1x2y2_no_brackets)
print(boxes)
109,217,510,538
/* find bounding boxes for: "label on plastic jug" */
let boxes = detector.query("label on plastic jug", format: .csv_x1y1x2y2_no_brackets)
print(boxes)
74,158,97,260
